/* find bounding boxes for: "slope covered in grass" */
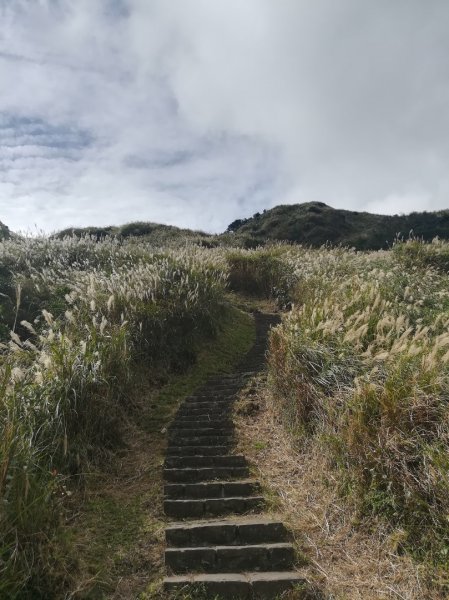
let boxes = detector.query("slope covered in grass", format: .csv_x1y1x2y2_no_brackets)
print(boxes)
0,234,229,598
227,202,449,249
8,200,449,251
253,241,449,591
3,231,449,597
53,220,211,246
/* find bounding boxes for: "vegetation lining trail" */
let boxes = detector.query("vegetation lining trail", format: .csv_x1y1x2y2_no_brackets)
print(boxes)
3,231,449,597
67,306,255,598
0,235,230,597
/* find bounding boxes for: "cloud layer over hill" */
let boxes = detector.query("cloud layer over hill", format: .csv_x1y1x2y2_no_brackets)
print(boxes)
1,1,449,232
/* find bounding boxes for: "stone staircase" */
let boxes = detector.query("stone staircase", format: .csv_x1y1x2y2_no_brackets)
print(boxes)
163,313,307,599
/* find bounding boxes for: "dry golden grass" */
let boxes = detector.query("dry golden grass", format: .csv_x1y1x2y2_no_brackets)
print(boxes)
235,377,443,600
0,235,230,596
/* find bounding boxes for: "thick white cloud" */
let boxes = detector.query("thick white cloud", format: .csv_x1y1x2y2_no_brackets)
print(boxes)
0,0,448,233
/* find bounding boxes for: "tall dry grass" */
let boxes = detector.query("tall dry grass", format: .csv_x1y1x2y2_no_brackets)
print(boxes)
0,234,227,597
267,241,449,579
226,246,300,310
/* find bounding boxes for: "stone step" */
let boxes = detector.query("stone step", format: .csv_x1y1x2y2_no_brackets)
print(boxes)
187,394,235,400
166,446,230,457
169,425,233,434
243,352,266,358
164,495,264,518
201,378,244,385
206,375,247,384
176,408,228,417
176,411,232,421
199,383,239,390
169,419,234,429
176,405,229,414
173,413,232,424
164,571,306,599
161,313,297,599
177,406,234,415
186,392,235,399
165,480,261,500
173,413,231,420
198,385,242,394
168,419,234,437
203,375,247,382
168,427,234,438
166,435,234,447
165,542,295,574
180,398,231,406
177,401,233,411
166,518,289,547
199,387,241,394
171,417,233,425
199,384,242,392
242,348,266,354
183,399,234,408
164,466,249,483
170,423,233,431
232,372,259,379
195,394,237,400
164,455,247,470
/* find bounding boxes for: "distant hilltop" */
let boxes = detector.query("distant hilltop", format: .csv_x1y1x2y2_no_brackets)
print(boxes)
52,221,208,243
2,202,449,250
226,202,449,250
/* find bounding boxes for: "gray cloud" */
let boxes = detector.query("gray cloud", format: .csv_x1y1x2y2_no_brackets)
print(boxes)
0,0,448,233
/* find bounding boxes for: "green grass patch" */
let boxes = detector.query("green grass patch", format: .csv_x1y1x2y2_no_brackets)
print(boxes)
226,248,294,304
74,493,146,598
144,306,255,433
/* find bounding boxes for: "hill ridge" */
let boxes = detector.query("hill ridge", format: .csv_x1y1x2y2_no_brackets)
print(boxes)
3,202,449,250
226,202,449,250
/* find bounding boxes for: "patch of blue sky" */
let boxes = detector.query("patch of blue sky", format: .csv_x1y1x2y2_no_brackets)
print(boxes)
0,113,92,151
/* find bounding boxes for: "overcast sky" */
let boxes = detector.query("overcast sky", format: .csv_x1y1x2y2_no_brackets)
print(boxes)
1,1,449,234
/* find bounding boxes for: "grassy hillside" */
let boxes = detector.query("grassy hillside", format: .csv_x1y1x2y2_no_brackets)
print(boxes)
265,241,449,541
3,231,449,596
227,202,449,249
226,241,449,595
53,221,211,245
6,201,449,251
0,235,231,598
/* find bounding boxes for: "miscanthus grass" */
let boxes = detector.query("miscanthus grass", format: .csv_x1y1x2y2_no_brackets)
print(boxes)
226,245,295,303
0,234,227,597
4,233,449,594
268,241,449,570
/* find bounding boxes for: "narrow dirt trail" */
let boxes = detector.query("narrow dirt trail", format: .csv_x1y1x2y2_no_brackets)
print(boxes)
162,313,309,598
